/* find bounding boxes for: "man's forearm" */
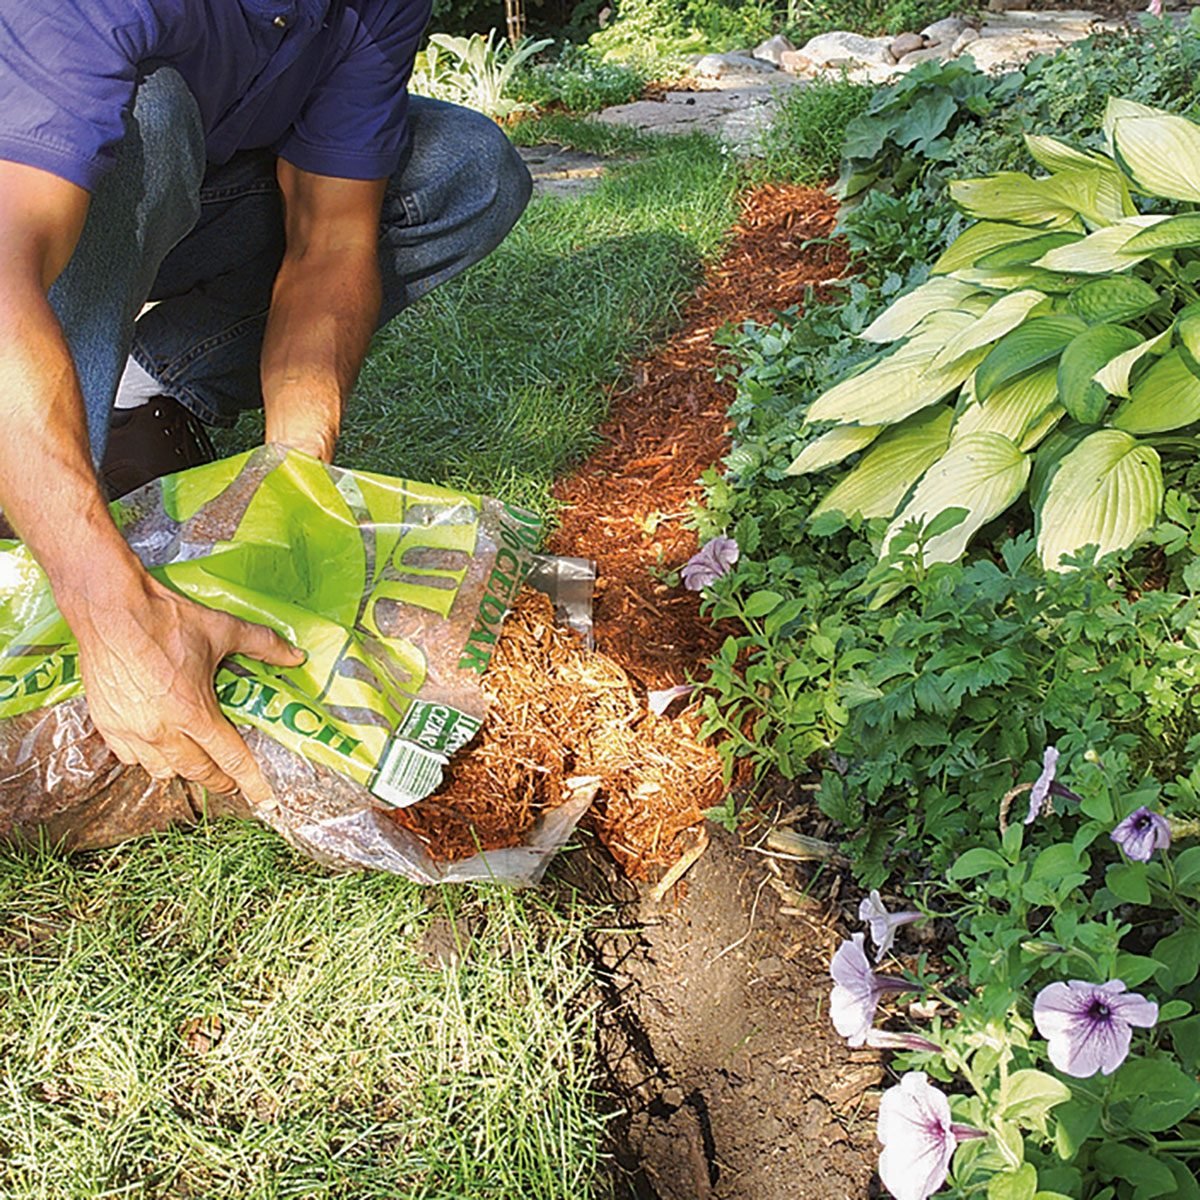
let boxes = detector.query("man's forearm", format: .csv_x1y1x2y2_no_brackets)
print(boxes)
259,248,382,461
0,286,149,622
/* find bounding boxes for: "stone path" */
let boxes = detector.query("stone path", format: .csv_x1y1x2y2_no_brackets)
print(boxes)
520,6,1190,196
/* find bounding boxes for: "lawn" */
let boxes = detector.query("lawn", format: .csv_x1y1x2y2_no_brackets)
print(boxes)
0,121,743,1200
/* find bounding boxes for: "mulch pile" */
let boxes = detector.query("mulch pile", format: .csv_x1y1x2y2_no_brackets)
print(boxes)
397,184,850,880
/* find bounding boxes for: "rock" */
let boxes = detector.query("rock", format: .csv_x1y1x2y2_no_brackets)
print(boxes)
752,33,795,66
987,0,1025,9
890,31,925,57
969,31,1062,73
693,51,777,79
799,30,896,67
921,15,970,45
898,45,948,66
778,49,813,74
951,27,980,55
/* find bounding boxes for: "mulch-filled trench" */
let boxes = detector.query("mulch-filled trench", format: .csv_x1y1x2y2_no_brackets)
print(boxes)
399,184,884,1199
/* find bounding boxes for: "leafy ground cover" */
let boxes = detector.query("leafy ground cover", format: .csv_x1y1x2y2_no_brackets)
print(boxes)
0,125,745,1200
692,16,1200,1200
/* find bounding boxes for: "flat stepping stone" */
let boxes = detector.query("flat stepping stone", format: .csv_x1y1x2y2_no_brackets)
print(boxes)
518,144,616,199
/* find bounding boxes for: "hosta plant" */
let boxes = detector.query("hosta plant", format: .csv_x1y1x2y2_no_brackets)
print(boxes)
795,97,1200,581
410,29,552,120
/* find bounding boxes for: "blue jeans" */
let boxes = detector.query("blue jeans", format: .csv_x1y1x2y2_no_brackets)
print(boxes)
48,69,533,461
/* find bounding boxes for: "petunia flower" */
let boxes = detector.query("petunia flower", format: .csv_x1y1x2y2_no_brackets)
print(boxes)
830,933,919,1047
877,1073,986,1200
1147,0,1164,15
864,1029,942,1053
859,890,923,963
680,535,739,591
1025,745,1059,824
1110,806,1171,862
1033,979,1158,1078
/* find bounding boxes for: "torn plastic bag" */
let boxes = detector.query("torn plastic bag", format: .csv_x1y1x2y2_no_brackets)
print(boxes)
0,445,589,884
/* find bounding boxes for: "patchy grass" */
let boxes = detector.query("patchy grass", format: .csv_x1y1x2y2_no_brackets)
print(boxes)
0,823,605,1199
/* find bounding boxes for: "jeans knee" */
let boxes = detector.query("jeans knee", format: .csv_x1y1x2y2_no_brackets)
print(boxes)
128,68,205,247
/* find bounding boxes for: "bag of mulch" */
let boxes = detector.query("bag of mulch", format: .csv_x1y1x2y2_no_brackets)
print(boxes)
0,445,588,884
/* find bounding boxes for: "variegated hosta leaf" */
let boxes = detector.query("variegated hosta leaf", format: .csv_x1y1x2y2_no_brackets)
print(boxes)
934,221,1075,274
950,174,1087,230
1123,213,1200,254
884,432,1031,565
1093,326,1171,397
975,232,1080,269
1105,98,1200,203
1066,276,1161,325
1037,166,1133,229
1111,349,1200,433
786,425,881,476
859,277,984,343
1037,429,1163,569
929,290,1049,371
808,315,986,426
811,408,954,520
1033,215,1169,274
1020,404,1066,452
952,363,1060,444
948,266,1077,294
975,315,1086,401
1057,324,1144,424
1024,134,1116,176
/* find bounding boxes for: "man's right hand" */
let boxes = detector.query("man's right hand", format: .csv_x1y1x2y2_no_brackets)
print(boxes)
69,572,306,803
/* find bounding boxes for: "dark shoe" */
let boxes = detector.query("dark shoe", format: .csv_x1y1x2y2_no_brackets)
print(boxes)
99,396,217,499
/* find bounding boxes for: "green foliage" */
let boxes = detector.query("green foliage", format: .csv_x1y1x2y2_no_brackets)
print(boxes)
755,74,873,187
411,29,553,119
510,42,648,113
783,0,972,41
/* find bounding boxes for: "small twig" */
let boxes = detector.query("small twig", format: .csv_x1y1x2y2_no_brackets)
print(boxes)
710,874,770,965
649,828,710,904
998,781,1033,834
764,827,849,866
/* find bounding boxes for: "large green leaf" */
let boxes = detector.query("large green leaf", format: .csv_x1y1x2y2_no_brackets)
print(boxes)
786,425,881,476
1111,349,1200,433
885,432,1031,565
1066,276,1161,324
1020,402,1066,451
1037,429,1163,569
809,316,985,426
1093,326,1171,397
812,407,954,519
1123,213,1200,253
950,267,1078,295
1175,302,1200,378
1105,98,1200,203
950,173,1087,229
1033,216,1169,274
934,222,1075,274
953,363,1060,443
930,290,1049,370
975,232,1081,269
859,277,984,344
1057,325,1144,424
975,315,1087,400
1025,134,1116,176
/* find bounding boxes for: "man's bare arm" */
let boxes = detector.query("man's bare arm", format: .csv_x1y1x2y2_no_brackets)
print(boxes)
0,160,303,801
260,163,387,461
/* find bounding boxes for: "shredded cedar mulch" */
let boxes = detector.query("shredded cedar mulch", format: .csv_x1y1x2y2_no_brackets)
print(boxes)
398,185,849,880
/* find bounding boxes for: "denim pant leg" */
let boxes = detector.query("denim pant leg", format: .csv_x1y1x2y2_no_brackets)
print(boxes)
47,69,205,462
135,96,534,427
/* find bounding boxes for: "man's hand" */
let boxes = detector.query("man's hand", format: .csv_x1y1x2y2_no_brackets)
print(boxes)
70,573,305,802
261,164,387,461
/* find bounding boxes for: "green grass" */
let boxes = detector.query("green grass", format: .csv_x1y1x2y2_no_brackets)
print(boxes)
0,823,605,1199
8,127,746,1197
753,75,873,187
341,130,741,514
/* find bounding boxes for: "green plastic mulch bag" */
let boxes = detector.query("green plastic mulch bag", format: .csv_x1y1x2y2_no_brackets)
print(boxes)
0,446,590,884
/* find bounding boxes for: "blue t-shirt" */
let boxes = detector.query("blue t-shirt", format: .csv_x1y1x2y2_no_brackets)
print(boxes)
0,0,432,191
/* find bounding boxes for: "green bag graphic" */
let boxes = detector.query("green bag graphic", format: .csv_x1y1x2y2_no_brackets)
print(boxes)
0,447,586,884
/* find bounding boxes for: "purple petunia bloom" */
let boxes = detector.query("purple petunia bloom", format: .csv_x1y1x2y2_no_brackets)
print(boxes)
1033,979,1158,1078
864,1029,942,1053
859,890,923,963
1110,806,1171,862
830,933,919,1047
1025,745,1060,825
680,535,739,591
647,684,696,716
1147,0,1163,14
877,1073,986,1200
